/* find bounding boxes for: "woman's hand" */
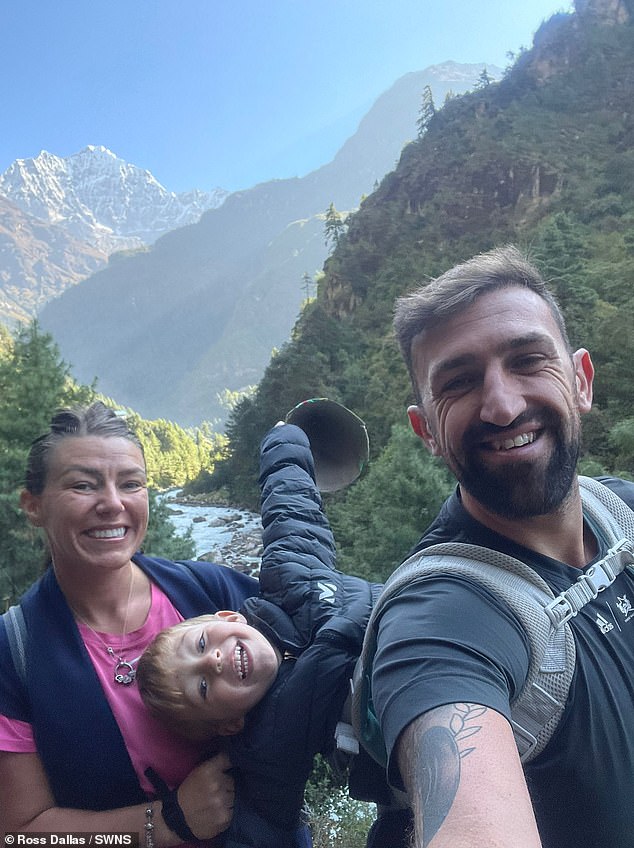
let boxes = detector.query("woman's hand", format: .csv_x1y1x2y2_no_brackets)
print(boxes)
0,749,234,845
176,752,235,839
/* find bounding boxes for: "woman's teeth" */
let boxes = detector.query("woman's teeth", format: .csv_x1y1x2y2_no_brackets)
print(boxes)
90,527,126,538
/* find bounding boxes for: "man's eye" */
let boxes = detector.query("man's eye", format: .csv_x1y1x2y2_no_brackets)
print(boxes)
514,354,545,371
442,375,475,394
199,678,208,700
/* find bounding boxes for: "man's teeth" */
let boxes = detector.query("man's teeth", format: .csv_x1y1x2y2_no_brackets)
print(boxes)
91,527,126,538
494,432,536,451
235,645,248,679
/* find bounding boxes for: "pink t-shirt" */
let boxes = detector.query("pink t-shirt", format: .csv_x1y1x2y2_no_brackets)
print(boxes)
0,582,204,794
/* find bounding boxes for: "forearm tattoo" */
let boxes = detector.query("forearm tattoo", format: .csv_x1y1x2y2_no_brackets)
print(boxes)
404,703,487,847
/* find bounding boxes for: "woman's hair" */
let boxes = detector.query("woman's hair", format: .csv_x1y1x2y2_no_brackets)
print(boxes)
137,614,224,742
24,401,145,495
393,245,571,403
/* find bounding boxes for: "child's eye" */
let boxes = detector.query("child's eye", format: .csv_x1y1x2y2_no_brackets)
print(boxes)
199,678,208,700
198,633,205,653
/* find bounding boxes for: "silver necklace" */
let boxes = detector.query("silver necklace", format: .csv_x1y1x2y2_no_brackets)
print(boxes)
72,565,141,685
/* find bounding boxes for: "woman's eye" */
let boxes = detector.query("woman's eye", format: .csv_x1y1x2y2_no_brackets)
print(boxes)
199,678,208,700
122,480,146,491
72,482,93,492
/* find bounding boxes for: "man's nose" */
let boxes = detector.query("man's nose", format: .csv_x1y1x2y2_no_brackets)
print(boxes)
479,366,526,427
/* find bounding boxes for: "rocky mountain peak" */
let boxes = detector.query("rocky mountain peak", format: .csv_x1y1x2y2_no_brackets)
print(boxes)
0,146,229,248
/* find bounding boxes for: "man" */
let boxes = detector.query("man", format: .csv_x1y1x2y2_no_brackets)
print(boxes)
370,245,634,847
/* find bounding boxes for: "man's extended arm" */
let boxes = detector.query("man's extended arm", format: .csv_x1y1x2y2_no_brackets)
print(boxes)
397,704,542,848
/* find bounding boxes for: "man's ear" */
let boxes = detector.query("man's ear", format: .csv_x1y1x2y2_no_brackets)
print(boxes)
573,349,594,413
407,406,440,455
20,490,43,527
215,716,245,736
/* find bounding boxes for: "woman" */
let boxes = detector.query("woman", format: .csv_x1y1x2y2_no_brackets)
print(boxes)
0,402,258,844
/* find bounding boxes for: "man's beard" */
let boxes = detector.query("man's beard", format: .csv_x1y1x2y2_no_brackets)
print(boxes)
449,412,581,519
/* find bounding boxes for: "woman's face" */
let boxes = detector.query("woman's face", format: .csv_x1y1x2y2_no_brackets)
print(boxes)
20,435,149,575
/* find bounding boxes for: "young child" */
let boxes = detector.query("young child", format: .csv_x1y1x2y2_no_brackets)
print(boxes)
137,422,380,848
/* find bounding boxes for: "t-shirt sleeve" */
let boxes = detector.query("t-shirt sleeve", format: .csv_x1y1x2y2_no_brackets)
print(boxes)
371,575,531,789
0,714,36,752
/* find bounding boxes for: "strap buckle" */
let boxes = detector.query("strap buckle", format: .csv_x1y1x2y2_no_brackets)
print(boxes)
545,539,634,628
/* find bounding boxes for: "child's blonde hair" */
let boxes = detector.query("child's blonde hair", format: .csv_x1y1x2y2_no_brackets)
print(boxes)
137,614,224,741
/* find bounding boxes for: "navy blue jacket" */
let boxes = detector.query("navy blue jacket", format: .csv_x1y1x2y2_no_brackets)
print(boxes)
0,554,257,810
223,424,379,848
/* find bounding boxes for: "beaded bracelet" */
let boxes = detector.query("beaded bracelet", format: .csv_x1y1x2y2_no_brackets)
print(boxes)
144,803,155,848
145,766,196,843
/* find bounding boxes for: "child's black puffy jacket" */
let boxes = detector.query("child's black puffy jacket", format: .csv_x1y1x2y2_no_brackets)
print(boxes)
223,424,379,848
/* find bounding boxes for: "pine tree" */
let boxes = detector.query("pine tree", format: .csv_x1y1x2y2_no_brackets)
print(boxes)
301,272,314,301
324,203,346,251
475,66,493,89
417,85,436,138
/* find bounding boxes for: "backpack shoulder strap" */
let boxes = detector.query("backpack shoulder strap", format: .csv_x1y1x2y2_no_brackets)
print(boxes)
2,604,28,686
579,475,634,543
352,542,575,764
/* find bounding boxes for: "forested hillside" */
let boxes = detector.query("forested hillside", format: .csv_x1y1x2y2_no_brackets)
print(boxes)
213,0,634,582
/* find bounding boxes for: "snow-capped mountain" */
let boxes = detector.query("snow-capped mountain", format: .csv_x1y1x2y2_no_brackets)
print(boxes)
0,145,228,250
0,146,229,323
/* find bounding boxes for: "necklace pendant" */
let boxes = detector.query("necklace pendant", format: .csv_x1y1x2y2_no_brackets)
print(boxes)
114,660,136,685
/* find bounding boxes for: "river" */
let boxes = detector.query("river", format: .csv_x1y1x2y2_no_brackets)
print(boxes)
159,492,263,573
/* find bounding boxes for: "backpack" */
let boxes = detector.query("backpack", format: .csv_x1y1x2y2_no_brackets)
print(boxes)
2,603,27,686
350,476,634,766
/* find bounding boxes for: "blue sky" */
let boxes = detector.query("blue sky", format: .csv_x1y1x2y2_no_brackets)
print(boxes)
2,1,572,193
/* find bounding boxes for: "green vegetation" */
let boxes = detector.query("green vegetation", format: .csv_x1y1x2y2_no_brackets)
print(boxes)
305,757,376,848
209,9,634,582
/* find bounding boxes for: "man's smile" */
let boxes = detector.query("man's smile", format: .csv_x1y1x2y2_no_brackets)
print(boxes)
488,431,537,452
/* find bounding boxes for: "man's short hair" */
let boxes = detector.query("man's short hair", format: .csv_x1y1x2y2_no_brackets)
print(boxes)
393,244,571,402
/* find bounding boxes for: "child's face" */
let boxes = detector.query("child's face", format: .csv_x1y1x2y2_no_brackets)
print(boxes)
170,611,280,732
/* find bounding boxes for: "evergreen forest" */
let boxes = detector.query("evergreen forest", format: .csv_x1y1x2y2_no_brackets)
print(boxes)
211,4,634,585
